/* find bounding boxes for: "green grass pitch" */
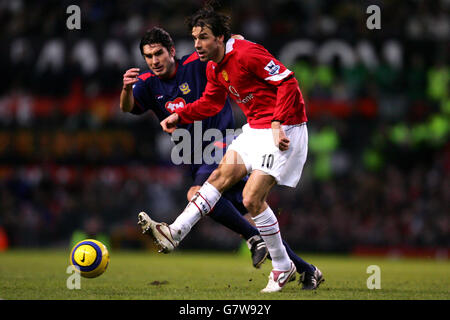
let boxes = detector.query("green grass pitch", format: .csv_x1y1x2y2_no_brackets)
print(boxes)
0,249,448,300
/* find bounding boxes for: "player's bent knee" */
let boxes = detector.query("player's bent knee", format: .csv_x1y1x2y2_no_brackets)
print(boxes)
242,195,264,215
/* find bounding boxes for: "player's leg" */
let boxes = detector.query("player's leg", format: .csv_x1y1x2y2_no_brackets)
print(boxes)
138,150,247,252
225,178,322,286
185,185,200,202
242,170,296,292
187,185,268,268
167,150,246,240
250,123,323,290
242,170,292,271
274,239,323,289
278,240,314,275
189,185,257,242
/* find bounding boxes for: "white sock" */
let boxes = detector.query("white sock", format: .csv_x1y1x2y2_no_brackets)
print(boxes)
252,206,291,271
170,181,221,242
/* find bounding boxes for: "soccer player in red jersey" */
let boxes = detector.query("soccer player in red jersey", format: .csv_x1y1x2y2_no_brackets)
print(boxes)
121,28,269,268
151,7,324,292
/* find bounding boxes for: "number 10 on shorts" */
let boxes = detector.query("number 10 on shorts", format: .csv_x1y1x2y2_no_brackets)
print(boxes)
261,154,274,169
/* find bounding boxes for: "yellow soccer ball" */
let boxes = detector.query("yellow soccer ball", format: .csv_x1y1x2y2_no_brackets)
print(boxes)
70,239,110,278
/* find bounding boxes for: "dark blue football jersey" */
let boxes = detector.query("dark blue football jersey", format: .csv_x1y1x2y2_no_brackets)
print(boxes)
131,52,235,164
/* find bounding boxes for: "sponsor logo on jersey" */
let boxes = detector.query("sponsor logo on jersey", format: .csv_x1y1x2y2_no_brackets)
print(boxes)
228,85,253,104
156,95,164,100
264,60,280,76
228,85,240,97
222,70,229,82
165,97,186,113
179,82,191,95
237,93,254,104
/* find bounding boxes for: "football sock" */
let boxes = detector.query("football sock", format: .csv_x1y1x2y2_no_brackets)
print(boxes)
170,181,221,242
208,197,259,240
252,206,291,271
268,240,315,274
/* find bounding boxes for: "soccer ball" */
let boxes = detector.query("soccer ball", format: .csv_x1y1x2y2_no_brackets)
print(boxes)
70,239,110,278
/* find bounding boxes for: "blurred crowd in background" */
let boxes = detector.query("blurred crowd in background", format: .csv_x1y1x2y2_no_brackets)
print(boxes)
0,0,448,255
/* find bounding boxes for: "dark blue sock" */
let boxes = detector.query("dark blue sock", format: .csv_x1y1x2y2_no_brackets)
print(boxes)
208,197,259,240
282,240,314,274
265,239,314,274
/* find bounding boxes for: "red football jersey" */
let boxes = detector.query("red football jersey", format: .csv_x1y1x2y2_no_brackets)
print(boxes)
176,38,307,129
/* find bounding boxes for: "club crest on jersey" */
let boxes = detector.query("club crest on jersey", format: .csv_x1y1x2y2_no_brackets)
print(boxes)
165,97,186,113
179,82,191,95
222,70,229,82
264,60,280,76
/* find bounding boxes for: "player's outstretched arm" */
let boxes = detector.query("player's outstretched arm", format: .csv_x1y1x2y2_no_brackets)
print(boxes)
120,68,140,112
175,77,228,124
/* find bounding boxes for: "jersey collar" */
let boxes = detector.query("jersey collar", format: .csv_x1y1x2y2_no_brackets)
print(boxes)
211,38,236,70
225,38,235,55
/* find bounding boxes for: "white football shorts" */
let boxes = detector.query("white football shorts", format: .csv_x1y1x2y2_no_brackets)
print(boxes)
227,123,308,188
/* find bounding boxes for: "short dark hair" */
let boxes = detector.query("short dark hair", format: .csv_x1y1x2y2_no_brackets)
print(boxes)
186,4,231,43
139,27,175,55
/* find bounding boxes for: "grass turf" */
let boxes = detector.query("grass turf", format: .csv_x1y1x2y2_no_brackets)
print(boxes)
0,249,448,300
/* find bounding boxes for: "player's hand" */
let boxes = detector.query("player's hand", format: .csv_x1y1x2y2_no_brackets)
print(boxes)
122,68,140,91
271,121,290,151
160,113,180,134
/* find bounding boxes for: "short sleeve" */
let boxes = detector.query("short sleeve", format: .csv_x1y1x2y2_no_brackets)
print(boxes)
131,78,154,115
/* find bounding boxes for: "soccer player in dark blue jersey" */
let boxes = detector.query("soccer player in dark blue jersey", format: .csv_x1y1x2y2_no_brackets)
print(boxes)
120,27,319,289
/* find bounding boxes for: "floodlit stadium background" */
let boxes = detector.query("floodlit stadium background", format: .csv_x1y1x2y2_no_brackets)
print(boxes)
0,0,448,258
